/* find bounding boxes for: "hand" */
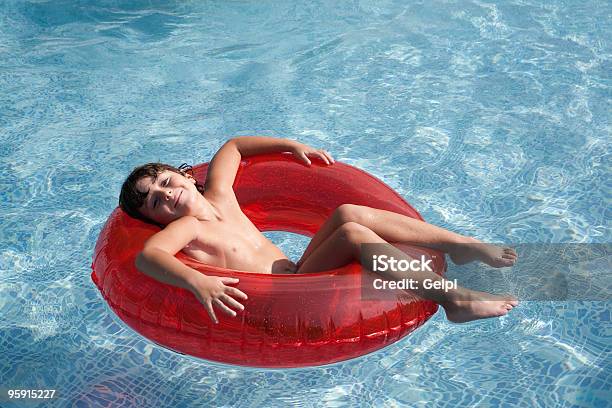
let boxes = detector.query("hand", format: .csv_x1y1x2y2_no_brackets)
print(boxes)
289,142,335,166
189,275,248,324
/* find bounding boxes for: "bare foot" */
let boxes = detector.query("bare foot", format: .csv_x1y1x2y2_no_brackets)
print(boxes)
449,239,518,268
442,288,519,323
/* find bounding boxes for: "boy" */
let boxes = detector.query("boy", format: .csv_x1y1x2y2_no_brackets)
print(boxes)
120,136,518,324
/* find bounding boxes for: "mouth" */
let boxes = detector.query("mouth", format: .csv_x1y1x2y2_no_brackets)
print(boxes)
174,190,182,208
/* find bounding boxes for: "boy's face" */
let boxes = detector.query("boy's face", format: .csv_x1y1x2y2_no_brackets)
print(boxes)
135,170,200,225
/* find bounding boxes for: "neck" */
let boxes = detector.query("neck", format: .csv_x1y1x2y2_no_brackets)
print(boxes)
194,197,218,221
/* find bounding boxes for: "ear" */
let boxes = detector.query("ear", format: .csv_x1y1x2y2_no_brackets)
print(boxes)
185,173,197,184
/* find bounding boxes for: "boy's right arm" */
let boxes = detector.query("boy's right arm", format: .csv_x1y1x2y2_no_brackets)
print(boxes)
135,216,247,323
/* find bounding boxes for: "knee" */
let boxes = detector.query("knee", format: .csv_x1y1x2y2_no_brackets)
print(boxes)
336,221,371,245
334,204,365,225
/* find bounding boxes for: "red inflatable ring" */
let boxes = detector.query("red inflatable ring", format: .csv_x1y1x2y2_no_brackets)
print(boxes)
91,153,446,368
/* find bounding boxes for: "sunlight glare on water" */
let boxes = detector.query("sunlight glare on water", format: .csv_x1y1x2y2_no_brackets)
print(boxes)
0,0,609,406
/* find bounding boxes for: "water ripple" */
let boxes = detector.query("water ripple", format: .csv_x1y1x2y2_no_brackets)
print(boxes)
0,0,609,406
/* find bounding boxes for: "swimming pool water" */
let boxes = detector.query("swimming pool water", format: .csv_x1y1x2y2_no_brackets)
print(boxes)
0,0,610,406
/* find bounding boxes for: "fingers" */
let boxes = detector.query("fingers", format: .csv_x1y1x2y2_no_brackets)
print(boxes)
312,150,330,165
220,294,245,311
320,149,335,164
294,147,334,166
226,285,248,300
220,277,240,285
299,151,312,166
306,149,334,165
213,298,237,317
204,300,219,324
203,296,243,324
199,277,248,324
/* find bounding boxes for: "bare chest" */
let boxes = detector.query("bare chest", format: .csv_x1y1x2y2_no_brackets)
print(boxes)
181,210,268,267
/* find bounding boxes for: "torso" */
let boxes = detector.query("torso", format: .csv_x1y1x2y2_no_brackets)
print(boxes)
181,189,296,274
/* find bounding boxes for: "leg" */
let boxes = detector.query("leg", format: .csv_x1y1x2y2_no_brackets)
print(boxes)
299,204,517,268
297,222,518,323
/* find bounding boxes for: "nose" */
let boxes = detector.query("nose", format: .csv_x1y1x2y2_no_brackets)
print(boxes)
153,186,173,203
163,188,173,201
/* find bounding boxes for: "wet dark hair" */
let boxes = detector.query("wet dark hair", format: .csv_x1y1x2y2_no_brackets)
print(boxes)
119,162,205,225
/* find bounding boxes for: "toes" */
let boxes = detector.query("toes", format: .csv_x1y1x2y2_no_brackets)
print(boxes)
503,249,517,259
504,248,518,257
503,296,519,308
501,256,516,265
498,308,509,316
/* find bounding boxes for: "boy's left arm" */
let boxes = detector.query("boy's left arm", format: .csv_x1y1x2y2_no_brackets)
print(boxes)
204,136,334,195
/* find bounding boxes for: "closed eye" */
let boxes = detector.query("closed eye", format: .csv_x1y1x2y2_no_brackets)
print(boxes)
153,177,171,209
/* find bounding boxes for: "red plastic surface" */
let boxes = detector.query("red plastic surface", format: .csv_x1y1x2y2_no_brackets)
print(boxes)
91,153,446,368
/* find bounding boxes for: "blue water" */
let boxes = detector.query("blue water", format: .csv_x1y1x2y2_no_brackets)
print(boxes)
1,0,610,406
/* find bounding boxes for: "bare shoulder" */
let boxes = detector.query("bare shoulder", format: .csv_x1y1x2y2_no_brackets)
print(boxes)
143,216,201,255
168,215,201,232
203,187,240,213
